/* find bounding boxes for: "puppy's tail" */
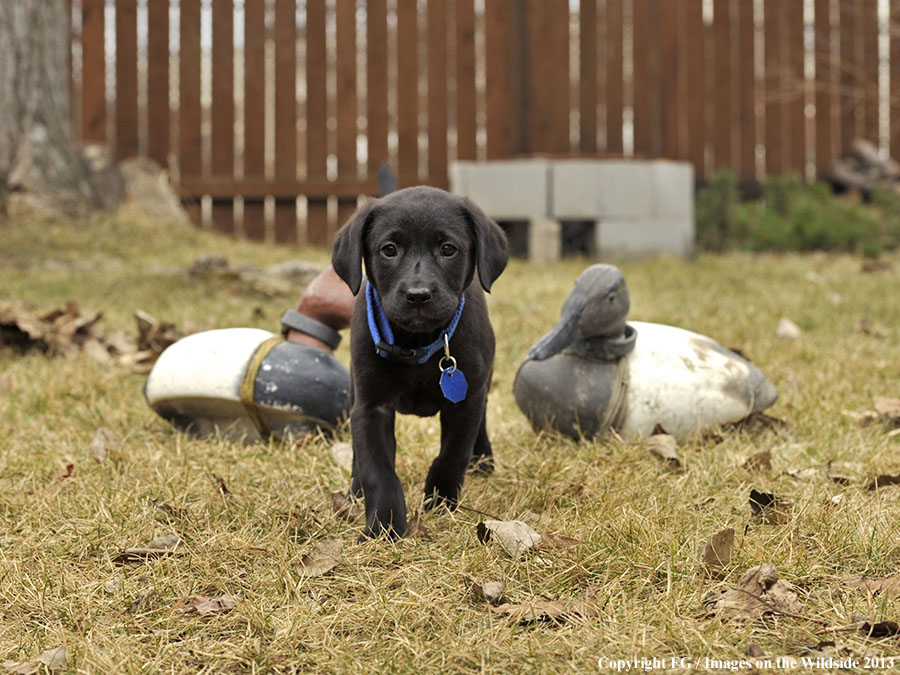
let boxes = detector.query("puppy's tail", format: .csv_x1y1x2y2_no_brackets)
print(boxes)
377,163,398,197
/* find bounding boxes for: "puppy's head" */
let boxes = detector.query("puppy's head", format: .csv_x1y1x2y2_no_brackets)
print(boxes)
332,187,508,333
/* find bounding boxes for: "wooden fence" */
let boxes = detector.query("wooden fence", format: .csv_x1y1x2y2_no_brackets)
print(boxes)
69,0,897,246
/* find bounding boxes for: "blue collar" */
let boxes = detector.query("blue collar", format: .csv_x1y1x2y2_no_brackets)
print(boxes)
366,283,465,365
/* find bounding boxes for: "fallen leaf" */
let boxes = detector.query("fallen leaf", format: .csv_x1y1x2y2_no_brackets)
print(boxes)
859,620,900,638
703,564,803,620
330,442,353,472
536,533,585,551
700,528,735,572
743,451,772,471
102,578,122,593
749,489,792,524
854,575,900,596
646,434,680,467
725,411,791,434
865,474,900,491
298,538,342,576
1,646,67,674
149,498,191,522
211,473,231,497
776,317,802,339
463,574,505,605
113,533,185,563
330,491,363,522
49,463,75,490
405,512,429,539
787,467,819,481
873,396,900,427
827,471,853,486
744,644,765,658
491,591,598,625
180,594,239,616
89,427,121,462
477,520,542,558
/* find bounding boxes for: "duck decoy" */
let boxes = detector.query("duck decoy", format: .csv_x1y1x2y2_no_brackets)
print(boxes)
513,264,778,440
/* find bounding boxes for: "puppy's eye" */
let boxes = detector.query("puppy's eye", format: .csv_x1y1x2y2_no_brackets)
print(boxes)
381,243,398,258
440,243,457,257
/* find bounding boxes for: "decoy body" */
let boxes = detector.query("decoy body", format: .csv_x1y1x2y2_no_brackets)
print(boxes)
145,328,350,441
513,264,778,440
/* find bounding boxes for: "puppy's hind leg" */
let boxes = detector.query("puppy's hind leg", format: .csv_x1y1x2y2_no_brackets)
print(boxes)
467,410,495,475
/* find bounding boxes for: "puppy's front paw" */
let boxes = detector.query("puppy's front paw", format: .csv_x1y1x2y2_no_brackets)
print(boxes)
423,487,459,512
359,518,405,542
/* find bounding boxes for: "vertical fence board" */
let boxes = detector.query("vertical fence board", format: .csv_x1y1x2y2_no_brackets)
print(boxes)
211,0,234,234
685,0,705,179
427,0,449,184
456,0,478,159
736,0,756,185
891,1,900,160
274,0,297,242
862,0,879,143
336,0,359,227
179,0,202,224
579,0,597,153
814,0,835,177
839,1,859,154
712,0,733,173
82,0,106,144
764,0,785,175
306,0,328,244
486,0,529,159
659,0,683,159
147,0,169,167
605,0,623,154
243,0,266,240
632,0,658,157
115,0,139,160
786,0,805,175
397,0,419,183
367,0,389,171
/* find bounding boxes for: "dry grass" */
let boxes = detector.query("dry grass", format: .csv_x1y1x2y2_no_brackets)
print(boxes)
2,209,900,673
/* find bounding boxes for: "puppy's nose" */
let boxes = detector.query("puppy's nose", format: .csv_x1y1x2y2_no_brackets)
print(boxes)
405,287,432,305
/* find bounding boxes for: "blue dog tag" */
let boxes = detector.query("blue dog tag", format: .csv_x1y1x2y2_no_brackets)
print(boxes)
439,368,468,403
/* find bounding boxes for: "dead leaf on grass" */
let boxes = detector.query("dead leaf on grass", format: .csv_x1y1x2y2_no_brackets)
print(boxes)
776,317,802,339
477,520,542,558
725,411,791,434
536,533,585,551
646,434,680,467
1,646,67,674
853,575,900,596
703,563,803,620
178,594,239,616
298,538,342,576
330,491,363,522
700,528,734,573
113,533,185,563
463,574,505,605
859,620,900,638
744,644,765,658
749,489,792,524
49,463,75,490
491,590,598,625
405,512,429,540
743,451,772,471
89,427,121,462
865,474,900,491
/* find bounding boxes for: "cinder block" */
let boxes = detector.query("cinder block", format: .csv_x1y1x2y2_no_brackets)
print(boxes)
551,160,655,219
652,161,695,218
449,160,550,220
527,218,562,263
595,217,695,258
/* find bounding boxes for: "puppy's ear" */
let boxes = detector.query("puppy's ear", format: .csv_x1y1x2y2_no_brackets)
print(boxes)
461,197,509,292
332,200,375,295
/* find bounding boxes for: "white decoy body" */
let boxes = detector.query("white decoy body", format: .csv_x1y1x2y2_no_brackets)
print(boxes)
144,328,350,441
514,265,778,440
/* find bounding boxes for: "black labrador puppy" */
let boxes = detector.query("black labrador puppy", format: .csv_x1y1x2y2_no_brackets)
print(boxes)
332,186,508,539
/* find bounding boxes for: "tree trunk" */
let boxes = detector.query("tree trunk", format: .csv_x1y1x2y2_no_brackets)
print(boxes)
0,0,98,214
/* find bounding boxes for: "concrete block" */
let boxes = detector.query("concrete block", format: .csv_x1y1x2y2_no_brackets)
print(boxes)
552,160,656,218
652,161,695,218
449,160,550,220
527,218,562,263
595,217,694,259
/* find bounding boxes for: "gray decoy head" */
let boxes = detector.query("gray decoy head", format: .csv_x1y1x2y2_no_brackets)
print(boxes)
528,264,630,361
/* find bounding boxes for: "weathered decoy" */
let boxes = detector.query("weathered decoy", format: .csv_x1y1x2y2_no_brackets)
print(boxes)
513,264,778,440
